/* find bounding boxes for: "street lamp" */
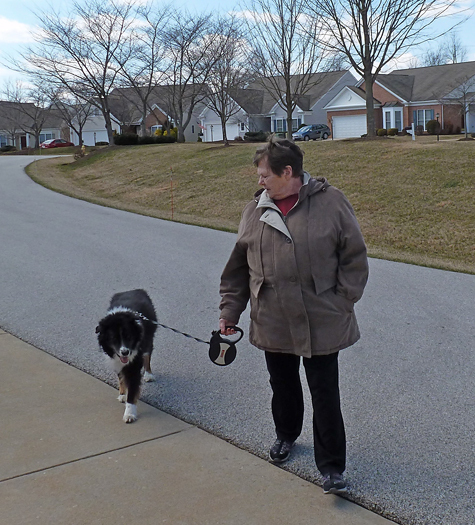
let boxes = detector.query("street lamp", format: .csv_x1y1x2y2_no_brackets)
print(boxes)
436,112,440,142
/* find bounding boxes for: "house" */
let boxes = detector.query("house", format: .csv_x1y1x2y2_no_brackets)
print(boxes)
107,89,169,136
198,104,249,142
70,104,121,146
110,86,205,143
71,86,205,144
325,61,475,139
0,101,66,149
199,70,358,142
41,109,70,144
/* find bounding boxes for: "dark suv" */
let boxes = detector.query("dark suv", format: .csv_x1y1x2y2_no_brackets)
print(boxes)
292,124,331,141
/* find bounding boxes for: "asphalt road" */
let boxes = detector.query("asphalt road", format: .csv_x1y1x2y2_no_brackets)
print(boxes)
1,156,475,525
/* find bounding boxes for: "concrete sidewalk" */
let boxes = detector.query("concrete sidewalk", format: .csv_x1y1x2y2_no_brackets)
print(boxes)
0,329,394,525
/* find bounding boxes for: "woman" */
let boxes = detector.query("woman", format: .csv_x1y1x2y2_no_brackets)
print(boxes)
219,136,368,494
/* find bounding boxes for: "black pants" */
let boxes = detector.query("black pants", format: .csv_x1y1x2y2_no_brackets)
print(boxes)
265,351,346,476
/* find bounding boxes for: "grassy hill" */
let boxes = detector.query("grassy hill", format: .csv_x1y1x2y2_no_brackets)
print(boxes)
26,135,475,274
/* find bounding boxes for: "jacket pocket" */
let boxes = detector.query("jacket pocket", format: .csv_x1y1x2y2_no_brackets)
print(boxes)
314,286,354,314
332,289,355,313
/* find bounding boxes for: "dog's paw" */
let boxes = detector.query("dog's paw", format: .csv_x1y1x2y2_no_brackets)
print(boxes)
143,371,156,382
118,394,127,403
123,403,137,423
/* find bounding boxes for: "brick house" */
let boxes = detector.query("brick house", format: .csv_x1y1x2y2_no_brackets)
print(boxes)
325,61,475,138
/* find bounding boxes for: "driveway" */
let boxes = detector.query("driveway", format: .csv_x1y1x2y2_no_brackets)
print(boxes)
1,156,475,524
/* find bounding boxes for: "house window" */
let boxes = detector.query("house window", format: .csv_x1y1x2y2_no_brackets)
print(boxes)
275,119,284,133
414,109,434,130
150,125,162,134
384,109,403,131
274,118,302,132
240,122,245,131
395,110,402,131
384,111,391,130
39,132,55,143
192,125,195,133
0,134,7,147
292,118,302,132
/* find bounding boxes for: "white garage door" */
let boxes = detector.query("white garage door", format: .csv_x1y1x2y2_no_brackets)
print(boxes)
332,115,367,139
205,123,241,142
83,130,109,146
206,124,222,142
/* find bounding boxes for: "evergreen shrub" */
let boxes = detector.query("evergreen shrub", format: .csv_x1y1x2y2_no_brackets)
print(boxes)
426,120,441,135
244,131,269,142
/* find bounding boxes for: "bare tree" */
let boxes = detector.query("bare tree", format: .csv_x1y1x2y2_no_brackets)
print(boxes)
305,0,465,136
242,0,330,139
114,4,171,136
162,12,227,143
2,80,51,148
420,31,468,66
204,16,251,146
407,57,421,69
11,0,137,144
444,31,467,64
50,89,95,146
421,47,447,67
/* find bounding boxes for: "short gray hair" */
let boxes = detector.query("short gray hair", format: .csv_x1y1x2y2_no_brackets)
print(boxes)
253,134,304,179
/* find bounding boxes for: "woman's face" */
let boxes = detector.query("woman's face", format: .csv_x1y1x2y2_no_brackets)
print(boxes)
257,157,292,200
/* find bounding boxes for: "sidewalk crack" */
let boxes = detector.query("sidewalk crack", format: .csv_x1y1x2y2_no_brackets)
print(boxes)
0,427,194,484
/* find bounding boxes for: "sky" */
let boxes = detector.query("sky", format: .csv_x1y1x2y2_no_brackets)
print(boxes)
1,0,475,87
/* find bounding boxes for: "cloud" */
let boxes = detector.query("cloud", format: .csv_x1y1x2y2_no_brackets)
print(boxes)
0,16,35,44
230,9,278,24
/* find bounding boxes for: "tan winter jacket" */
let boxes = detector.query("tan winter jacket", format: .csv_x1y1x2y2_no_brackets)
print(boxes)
219,174,369,357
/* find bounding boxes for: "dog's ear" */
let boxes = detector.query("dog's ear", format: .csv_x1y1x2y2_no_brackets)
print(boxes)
95,325,101,334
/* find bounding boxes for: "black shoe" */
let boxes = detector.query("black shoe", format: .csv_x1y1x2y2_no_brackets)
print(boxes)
323,472,347,494
269,439,294,463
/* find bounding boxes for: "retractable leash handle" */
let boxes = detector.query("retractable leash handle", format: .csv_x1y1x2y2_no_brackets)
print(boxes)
208,326,243,366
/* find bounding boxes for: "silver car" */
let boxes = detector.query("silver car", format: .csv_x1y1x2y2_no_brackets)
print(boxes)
292,124,331,141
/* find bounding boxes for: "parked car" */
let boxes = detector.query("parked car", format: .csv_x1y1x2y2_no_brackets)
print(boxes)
40,138,74,149
292,124,331,141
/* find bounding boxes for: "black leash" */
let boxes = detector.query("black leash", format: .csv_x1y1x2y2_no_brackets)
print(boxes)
154,321,211,345
150,319,243,367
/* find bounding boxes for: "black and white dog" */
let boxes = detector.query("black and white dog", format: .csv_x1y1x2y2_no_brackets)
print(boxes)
96,289,157,423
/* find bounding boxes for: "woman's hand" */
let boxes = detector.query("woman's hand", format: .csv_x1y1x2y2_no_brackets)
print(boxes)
219,318,236,335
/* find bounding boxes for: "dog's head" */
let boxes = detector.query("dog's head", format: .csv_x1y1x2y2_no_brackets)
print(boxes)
96,312,145,365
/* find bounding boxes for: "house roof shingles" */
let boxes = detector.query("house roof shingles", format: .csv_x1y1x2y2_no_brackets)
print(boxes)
242,70,351,114
0,102,66,134
385,61,475,101
376,74,414,102
110,84,210,124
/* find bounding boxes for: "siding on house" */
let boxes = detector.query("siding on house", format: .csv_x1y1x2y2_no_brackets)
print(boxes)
326,62,475,137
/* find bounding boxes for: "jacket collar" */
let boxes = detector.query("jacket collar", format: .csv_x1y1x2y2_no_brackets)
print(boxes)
255,172,327,210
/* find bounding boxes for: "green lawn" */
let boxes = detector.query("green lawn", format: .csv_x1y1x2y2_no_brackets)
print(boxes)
26,136,475,274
